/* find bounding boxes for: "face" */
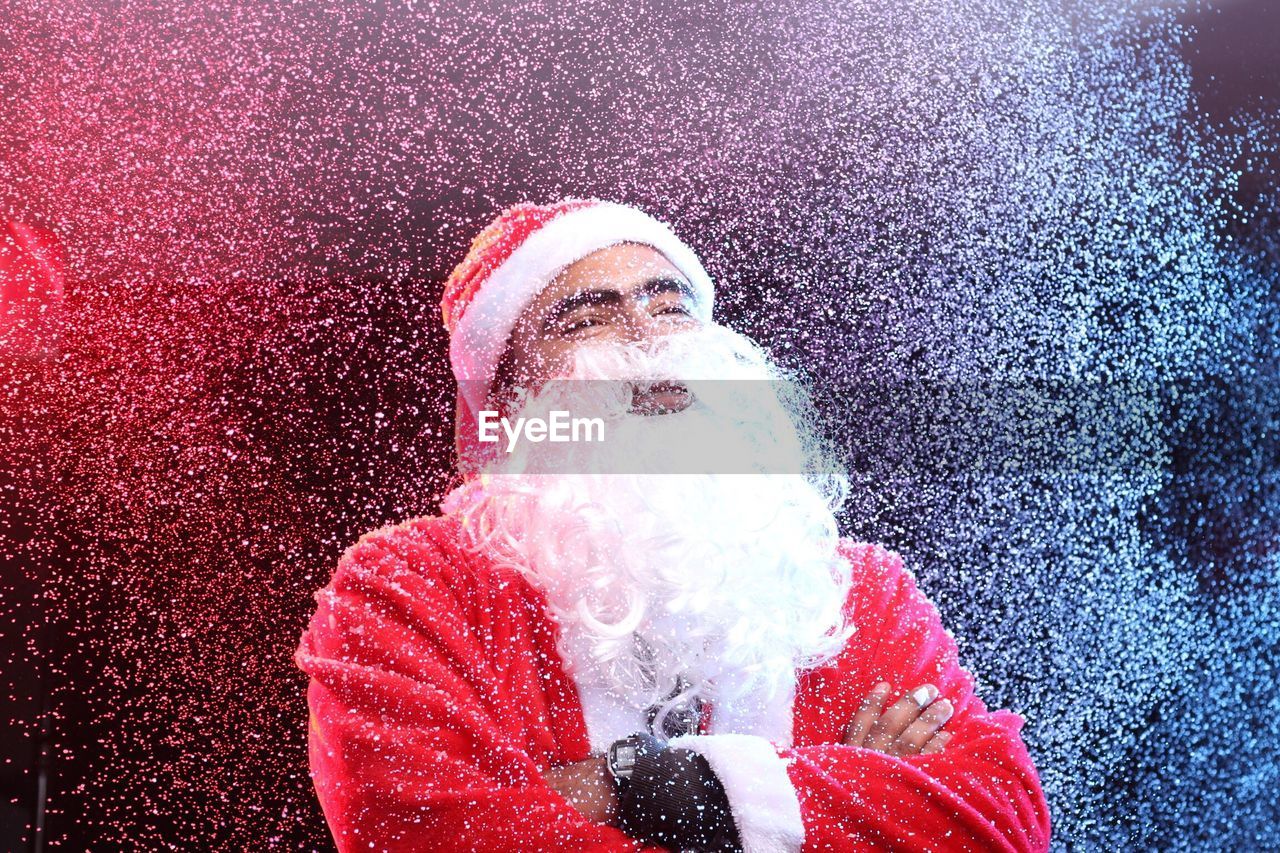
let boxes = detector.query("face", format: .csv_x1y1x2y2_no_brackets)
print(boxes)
493,242,705,400
450,259,850,719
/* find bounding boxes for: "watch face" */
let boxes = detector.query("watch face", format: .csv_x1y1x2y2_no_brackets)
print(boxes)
612,743,637,777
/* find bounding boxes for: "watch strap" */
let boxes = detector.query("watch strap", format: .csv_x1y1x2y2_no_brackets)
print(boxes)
617,744,743,851
606,732,665,793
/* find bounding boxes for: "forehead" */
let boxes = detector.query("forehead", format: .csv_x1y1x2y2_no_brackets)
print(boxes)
531,242,687,308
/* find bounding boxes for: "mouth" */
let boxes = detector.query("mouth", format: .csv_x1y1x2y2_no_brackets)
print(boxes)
629,380,694,416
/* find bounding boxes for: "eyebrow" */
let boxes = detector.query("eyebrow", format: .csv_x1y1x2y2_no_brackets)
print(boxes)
541,275,697,331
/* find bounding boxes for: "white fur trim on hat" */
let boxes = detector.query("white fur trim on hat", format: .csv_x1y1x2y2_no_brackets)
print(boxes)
448,201,715,414
667,733,806,853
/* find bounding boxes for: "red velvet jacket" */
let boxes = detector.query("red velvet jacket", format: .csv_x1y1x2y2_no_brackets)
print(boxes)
295,513,1051,852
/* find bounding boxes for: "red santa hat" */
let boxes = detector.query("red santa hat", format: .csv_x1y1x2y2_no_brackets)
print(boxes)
440,197,716,472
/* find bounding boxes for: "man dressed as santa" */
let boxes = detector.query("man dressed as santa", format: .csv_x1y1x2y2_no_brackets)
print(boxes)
295,198,1052,852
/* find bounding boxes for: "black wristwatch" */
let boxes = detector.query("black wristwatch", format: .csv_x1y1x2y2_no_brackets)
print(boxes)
605,732,665,794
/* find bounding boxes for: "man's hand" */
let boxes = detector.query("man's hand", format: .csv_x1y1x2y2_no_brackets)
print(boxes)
843,682,954,756
542,756,619,826
545,683,954,827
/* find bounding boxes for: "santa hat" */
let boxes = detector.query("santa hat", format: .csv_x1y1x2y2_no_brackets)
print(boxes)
440,197,716,473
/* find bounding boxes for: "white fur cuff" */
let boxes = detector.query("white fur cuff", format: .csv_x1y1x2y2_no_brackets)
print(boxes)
667,733,805,853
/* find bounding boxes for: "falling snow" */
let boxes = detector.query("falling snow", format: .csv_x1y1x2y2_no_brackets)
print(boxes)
0,0,1276,849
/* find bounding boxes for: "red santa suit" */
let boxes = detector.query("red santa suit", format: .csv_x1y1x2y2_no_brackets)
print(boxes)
294,512,1052,852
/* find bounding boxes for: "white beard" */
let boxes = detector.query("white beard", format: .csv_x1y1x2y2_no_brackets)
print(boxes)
443,324,853,744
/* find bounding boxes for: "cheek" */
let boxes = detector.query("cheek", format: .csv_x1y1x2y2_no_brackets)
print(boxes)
518,339,577,380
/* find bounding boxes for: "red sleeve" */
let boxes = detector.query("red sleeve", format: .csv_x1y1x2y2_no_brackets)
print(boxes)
294,522,647,853
782,542,1053,852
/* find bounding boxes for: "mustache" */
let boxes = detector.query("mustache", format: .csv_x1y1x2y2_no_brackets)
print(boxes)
565,324,779,382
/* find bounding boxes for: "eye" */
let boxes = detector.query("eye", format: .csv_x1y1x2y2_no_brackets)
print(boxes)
562,316,604,335
655,304,693,318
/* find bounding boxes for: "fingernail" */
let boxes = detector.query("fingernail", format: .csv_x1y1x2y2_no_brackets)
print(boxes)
911,685,937,707
873,681,890,695
934,699,953,721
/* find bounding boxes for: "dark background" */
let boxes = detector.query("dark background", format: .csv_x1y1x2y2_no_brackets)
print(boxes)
1,0,1277,849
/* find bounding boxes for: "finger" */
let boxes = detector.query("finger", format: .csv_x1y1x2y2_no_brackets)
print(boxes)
843,682,891,746
894,698,954,755
919,731,953,755
864,683,939,752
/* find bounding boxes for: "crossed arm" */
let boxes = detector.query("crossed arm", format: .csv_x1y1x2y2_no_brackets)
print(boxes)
545,544,1050,852
296,527,1051,852
543,680,958,827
